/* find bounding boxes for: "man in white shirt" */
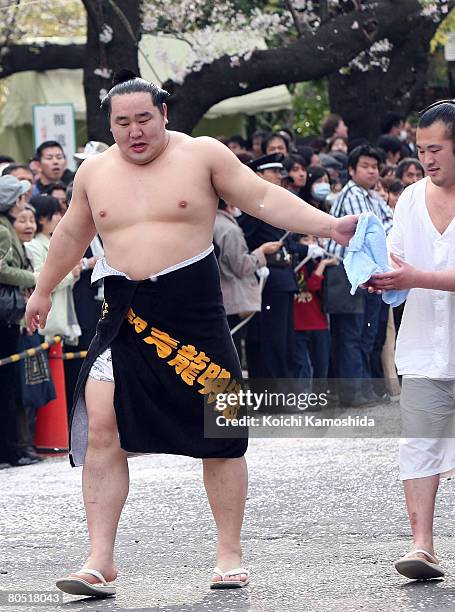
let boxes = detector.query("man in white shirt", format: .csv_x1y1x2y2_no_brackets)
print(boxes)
372,101,455,580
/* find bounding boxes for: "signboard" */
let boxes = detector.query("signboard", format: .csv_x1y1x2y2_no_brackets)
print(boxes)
32,104,76,171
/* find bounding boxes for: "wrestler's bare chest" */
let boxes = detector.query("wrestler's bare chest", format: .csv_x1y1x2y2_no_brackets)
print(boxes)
83,147,218,278
86,155,216,229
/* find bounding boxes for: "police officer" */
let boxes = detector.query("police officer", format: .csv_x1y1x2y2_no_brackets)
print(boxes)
239,154,302,378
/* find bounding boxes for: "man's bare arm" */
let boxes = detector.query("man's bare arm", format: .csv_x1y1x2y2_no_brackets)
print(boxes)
421,269,455,291
201,137,357,244
372,253,455,291
34,162,97,296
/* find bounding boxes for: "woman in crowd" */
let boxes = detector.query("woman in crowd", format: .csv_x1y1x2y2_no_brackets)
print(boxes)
13,205,56,464
283,154,307,196
0,175,36,467
213,200,281,362
25,195,81,344
300,165,332,212
395,157,424,187
376,177,404,211
41,181,68,213
294,234,337,390
326,135,348,155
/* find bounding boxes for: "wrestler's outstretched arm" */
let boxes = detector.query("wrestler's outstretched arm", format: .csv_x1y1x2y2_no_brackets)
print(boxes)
201,137,358,246
25,161,97,331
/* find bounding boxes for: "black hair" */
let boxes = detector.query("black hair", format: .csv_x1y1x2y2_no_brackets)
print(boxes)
1,163,33,176
348,145,382,171
29,195,61,232
66,181,73,205
41,181,66,195
418,102,455,147
326,135,348,152
226,135,248,149
321,113,343,140
300,164,330,208
347,137,369,153
381,111,403,135
0,155,14,164
236,152,253,165
307,137,327,154
376,135,402,155
100,69,170,119
295,145,316,167
36,141,64,160
283,154,307,173
379,176,404,196
395,157,424,180
251,129,269,140
277,128,294,144
262,132,290,154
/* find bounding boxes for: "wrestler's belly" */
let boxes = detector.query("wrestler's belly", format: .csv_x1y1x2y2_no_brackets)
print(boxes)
100,223,214,280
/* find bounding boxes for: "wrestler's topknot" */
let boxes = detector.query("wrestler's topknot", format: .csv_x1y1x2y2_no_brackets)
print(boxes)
100,69,170,118
112,69,138,86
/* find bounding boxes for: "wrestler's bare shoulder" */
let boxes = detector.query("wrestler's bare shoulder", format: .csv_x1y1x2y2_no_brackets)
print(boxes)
71,148,114,186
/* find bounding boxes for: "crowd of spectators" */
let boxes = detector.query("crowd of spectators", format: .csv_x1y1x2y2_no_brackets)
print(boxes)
0,110,420,467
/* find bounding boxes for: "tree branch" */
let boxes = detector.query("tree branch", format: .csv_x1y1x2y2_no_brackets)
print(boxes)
164,0,424,127
0,43,85,78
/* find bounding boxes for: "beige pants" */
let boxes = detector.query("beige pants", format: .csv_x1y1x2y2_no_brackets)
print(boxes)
381,306,401,397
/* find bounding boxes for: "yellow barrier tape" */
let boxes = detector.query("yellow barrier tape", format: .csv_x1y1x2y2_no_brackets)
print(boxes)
0,335,62,367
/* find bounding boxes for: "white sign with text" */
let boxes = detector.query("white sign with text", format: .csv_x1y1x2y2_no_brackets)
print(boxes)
32,104,76,171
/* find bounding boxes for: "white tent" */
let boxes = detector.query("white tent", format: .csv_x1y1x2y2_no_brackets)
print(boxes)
0,34,292,161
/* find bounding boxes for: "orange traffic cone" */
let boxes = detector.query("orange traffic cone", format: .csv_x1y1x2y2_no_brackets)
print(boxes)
34,341,69,453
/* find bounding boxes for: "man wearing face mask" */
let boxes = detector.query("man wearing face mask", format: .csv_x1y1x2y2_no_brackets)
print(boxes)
325,145,393,406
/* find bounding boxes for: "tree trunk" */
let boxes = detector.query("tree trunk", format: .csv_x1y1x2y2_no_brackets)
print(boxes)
81,0,141,143
328,15,440,141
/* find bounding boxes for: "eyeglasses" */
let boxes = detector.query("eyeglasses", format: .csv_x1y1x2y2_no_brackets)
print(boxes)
418,99,455,116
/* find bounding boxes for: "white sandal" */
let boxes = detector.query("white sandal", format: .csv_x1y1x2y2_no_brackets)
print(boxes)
56,568,116,598
210,566,249,589
394,548,444,580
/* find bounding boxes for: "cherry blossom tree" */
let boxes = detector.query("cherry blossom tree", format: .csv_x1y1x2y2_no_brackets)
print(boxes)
329,0,453,139
0,0,452,141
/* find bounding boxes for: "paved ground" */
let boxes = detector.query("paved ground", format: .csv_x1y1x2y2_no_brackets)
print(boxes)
2,404,455,612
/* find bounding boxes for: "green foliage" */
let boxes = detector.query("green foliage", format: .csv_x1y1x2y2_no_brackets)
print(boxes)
431,6,455,53
254,80,329,137
292,80,329,136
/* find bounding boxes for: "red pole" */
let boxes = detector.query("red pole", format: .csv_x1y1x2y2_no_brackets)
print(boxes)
34,341,69,453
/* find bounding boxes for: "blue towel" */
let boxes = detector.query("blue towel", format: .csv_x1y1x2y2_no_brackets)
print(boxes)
343,212,408,307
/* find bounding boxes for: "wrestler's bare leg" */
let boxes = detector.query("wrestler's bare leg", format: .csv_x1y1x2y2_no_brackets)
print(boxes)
402,475,440,560
203,457,248,584
67,377,129,584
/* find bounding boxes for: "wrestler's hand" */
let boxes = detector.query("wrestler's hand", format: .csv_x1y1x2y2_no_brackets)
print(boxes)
370,254,419,290
25,290,52,333
331,215,358,246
